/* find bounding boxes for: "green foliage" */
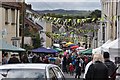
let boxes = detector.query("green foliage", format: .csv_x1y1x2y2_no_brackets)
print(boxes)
32,33,43,48
24,44,33,51
90,10,101,18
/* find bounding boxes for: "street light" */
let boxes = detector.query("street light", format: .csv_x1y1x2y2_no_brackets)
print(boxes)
102,22,105,43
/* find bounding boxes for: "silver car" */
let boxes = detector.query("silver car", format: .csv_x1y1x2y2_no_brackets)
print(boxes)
0,64,65,80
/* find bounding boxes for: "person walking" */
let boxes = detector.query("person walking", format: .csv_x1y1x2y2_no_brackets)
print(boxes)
55,55,61,67
2,53,8,64
62,56,68,73
21,54,29,63
69,63,74,76
75,57,82,79
85,53,109,80
103,52,116,80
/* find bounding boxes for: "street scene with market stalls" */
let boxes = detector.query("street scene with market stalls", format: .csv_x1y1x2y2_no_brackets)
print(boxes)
0,0,120,80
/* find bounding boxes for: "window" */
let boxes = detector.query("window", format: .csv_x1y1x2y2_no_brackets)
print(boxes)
52,67,65,80
12,40,17,47
49,68,57,80
102,25,105,43
0,69,45,79
5,8,8,24
11,9,15,24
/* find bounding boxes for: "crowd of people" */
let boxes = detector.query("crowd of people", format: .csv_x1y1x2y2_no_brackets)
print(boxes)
2,49,118,80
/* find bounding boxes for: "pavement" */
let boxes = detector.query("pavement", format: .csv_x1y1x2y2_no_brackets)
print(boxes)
64,73,84,80
64,73,120,80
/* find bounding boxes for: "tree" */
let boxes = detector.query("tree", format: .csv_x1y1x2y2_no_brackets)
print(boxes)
32,33,43,48
90,10,101,18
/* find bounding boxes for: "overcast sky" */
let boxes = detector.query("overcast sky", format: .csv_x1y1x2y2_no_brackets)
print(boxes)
26,0,101,10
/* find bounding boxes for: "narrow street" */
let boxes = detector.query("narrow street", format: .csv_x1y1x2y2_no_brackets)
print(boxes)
64,73,84,80
0,0,120,80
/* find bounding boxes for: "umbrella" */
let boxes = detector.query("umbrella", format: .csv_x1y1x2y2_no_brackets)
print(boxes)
68,44,76,47
76,47,85,50
70,45,79,49
53,44,60,48
54,48,63,52
61,41,66,44
81,49,92,55
66,42,74,45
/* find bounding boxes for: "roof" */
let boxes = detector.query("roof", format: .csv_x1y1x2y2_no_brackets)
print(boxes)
1,2,21,9
25,17,43,31
0,64,57,70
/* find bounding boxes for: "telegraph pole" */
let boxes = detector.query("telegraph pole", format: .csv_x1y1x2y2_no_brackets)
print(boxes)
21,0,25,48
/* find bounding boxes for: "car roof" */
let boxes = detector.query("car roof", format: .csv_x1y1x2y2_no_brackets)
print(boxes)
0,64,58,70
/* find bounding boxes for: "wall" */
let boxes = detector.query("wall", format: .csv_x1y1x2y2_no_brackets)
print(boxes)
2,8,16,44
46,22,52,47
117,1,120,38
0,51,2,65
99,0,117,47
38,19,47,47
0,7,3,40
0,0,16,2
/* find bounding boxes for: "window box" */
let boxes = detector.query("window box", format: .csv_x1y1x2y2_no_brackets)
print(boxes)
5,22,9,25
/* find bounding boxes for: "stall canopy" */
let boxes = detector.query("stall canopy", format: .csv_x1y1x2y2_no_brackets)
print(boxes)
53,48,63,52
101,38,119,52
92,39,112,54
81,49,92,55
32,47,57,53
109,38,120,49
0,40,25,52
66,42,74,46
53,44,60,48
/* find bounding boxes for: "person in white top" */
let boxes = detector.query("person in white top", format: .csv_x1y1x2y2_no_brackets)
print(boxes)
83,53,96,79
83,61,93,79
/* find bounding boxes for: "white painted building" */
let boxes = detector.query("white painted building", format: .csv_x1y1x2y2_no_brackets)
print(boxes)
0,0,21,65
26,9,52,48
117,1,120,38
98,0,118,47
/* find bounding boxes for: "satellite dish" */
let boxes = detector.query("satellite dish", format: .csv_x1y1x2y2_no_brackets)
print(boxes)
2,28,7,36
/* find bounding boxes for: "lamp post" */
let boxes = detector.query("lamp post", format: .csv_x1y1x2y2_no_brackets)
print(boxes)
97,20,107,45
102,22,105,44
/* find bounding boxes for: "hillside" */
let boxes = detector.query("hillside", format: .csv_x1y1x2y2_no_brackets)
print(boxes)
36,9,92,17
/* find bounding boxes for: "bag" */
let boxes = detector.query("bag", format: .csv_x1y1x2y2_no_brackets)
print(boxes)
109,65,120,80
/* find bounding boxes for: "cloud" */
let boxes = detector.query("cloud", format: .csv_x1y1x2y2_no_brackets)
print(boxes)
26,0,100,2
28,2,101,10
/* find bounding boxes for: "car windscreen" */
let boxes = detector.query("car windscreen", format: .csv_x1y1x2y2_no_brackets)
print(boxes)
0,69,45,79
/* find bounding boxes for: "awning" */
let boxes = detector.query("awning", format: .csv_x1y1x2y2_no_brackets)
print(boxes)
101,39,119,52
109,38,120,49
93,39,112,53
81,49,92,55
32,47,57,53
0,40,25,52
53,48,63,52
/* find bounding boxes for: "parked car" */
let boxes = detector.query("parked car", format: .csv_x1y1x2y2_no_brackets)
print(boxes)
0,64,65,80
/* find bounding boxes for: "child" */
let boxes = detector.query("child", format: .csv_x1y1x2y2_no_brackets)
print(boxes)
69,63,74,76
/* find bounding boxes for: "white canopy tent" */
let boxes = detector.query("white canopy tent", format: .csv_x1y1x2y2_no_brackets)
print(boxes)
100,38,120,61
109,38,120,61
101,39,113,52
101,38,119,52
92,40,112,54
